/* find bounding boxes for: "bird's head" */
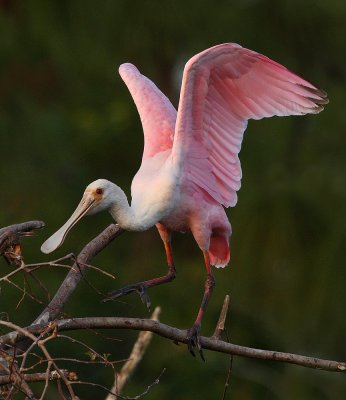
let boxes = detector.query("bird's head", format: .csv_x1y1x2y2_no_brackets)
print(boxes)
41,179,117,254
82,179,117,215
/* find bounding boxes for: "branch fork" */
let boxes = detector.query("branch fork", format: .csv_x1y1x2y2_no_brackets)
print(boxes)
0,221,345,399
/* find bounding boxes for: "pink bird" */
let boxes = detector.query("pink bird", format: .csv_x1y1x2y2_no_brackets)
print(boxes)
41,43,328,358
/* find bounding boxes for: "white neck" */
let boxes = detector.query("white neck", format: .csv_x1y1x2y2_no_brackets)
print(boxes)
107,186,156,232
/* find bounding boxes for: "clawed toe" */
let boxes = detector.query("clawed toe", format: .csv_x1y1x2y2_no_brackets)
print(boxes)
187,325,205,361
137,286,151,310
102,286,133,302
102,284,151,309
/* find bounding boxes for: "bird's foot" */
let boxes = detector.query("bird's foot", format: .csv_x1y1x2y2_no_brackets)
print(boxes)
187,324,205,362
102,283,151,310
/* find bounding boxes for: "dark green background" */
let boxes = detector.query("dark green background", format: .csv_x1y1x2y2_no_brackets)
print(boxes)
1,0,345,399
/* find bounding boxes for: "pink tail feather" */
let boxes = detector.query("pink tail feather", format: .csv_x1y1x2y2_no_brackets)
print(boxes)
209,233,230,268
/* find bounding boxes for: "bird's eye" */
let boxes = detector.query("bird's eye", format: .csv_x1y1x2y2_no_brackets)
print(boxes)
96,188,103,195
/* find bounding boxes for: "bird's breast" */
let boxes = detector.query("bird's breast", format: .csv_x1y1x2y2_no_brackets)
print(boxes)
160,210,191,233
130,152,181,227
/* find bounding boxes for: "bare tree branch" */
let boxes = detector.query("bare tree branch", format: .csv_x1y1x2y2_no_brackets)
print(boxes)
1,315,344,374
0,369,70,386
212,295,230,340
0,320,78,399
1,219,344,400
34,224,124,325
0,221,45,241
106,306,161,400
0,221,45,267
0,222,124,384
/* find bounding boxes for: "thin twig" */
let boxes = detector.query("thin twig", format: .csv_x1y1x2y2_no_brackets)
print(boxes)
221,355,233,400
21,356,125,372
34,224,124,325
221,328,233,400
58,334,115,371
3,278,45,305
74,368,166,400
1,224,122,367
1,220,344,396
3,354,35,399
0,261,26,282
0,321,77,399
106,306,161,400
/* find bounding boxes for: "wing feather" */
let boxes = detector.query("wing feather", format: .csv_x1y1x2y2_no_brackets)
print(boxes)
119,63,177,160
172,43,328,207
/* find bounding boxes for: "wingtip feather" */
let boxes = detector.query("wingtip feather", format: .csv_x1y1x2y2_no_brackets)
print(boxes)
118,63,140,79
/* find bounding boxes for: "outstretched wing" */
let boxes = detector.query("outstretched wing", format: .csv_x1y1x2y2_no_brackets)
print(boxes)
172,43,328,207
119,63,177,160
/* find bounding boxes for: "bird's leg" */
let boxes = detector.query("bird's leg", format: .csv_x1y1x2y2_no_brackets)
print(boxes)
187,251,215,361
103,238,176,309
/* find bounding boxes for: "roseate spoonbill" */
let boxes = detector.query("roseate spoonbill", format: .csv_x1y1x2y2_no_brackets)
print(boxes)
41,43,328,358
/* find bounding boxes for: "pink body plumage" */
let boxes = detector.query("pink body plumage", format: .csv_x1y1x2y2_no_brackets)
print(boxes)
41,43,327,356
119,43,327,267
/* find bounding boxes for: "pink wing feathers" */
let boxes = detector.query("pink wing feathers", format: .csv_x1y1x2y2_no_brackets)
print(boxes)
119,63,177,160
173,43,328,207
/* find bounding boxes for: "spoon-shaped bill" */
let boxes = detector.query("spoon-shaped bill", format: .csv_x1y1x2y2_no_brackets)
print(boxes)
40,194,95,254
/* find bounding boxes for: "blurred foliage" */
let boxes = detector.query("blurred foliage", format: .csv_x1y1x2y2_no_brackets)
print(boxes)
0,0,346,399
